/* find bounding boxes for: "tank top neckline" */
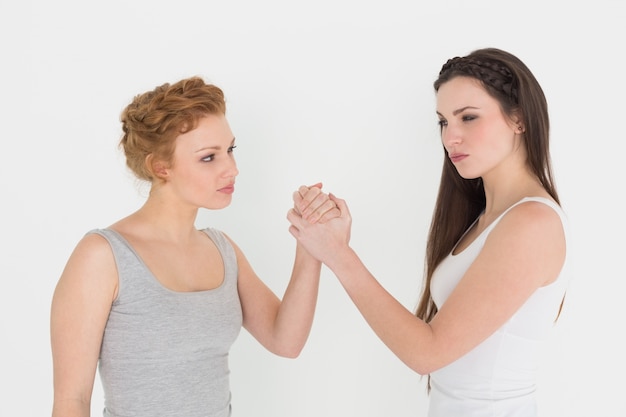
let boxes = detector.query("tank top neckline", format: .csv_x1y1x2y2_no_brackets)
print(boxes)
103,227,228,295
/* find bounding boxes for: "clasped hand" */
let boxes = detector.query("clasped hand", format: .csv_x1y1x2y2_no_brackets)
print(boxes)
287,183,352,266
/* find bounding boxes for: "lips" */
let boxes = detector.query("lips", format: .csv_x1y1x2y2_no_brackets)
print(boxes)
448,153,468,163
218,184,235,194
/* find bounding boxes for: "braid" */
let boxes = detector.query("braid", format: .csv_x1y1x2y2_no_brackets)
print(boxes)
438,56,519,104
119,77,226,181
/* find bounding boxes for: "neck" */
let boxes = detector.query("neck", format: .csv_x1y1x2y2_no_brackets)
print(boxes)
481,165,545,219
128,188,200,244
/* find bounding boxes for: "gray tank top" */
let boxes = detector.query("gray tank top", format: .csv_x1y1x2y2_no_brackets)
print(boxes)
90,228,242,417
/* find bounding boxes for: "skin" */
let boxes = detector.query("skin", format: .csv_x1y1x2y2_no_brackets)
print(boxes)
288,76,566,375
50,114,338,417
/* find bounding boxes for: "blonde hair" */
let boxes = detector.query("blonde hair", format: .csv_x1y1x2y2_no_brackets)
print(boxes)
119,76,226,181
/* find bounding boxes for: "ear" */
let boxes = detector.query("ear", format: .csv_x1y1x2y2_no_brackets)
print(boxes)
146,154,170,181
510,113,525,134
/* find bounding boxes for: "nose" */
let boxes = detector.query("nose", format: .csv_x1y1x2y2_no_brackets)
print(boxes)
223,157,239,179
441,124,462,149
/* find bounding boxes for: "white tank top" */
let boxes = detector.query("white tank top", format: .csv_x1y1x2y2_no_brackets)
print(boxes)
428,197,570,417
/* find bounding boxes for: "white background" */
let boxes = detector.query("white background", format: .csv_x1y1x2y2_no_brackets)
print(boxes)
2,1,625,416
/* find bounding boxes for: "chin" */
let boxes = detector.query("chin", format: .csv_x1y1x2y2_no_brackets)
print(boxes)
455,169,481,181
206,199,233,210
461,174,481,180
204,204,230,211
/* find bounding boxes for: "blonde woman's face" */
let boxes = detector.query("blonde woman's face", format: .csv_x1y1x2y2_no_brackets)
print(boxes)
163,114,239,210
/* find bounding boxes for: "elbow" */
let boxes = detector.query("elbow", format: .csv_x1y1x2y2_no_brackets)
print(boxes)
403,352,440,376
255,327,309,358
405,329,442,375
273,345,303,359
410,363,437,376
281,350,302,359
269,341,306,359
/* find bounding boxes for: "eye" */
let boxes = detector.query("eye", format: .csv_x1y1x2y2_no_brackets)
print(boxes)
462,114,477,122
201,154,215,162
438,119,447,128
228,145,237,153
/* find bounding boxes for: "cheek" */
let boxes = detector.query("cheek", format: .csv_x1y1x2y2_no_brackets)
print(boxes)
476,123,510,149
191,170,214,187
177,166,209,187
468,123,491,147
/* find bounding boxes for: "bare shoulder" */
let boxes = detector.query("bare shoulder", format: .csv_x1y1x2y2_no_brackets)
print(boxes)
56,232,118,299
488,199,566,286
51,232,118,402
499,199,564,235
70,232,116,268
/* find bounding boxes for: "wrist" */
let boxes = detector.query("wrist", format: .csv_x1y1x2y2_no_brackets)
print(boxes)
325,245,357,273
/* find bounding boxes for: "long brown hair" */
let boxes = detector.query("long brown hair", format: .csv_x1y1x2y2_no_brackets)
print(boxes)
415,48,559,323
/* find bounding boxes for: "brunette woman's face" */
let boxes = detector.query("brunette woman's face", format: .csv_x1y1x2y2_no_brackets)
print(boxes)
436,76,520,180
162,114,239,210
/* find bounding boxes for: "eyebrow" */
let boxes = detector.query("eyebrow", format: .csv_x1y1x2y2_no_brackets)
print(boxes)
194,137,236,153
436,106,480,117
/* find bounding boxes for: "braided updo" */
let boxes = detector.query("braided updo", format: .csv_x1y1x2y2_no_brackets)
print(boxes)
119,77,226,181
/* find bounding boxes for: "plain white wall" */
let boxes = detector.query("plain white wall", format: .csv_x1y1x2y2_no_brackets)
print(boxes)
2,1,625,416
